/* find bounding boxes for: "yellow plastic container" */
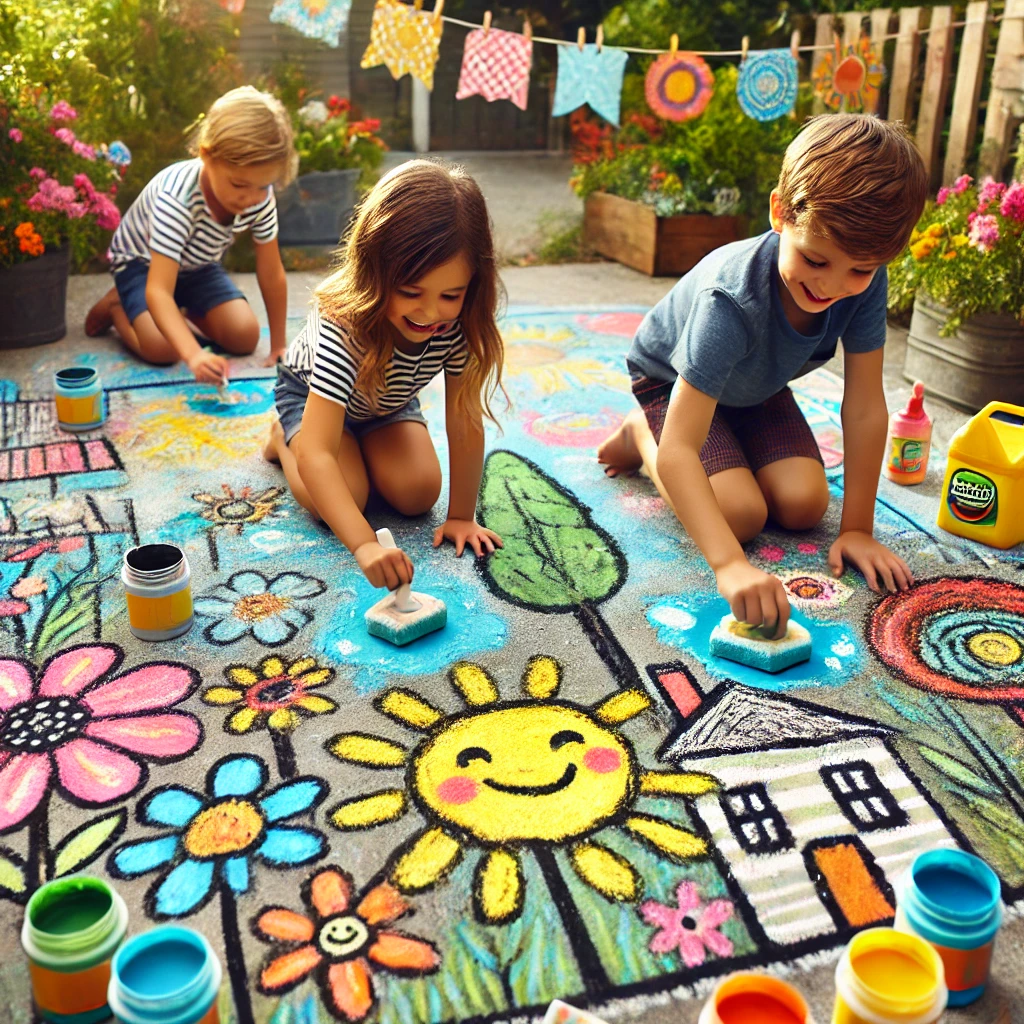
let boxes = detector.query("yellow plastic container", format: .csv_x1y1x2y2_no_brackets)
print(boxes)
937,401,1024,550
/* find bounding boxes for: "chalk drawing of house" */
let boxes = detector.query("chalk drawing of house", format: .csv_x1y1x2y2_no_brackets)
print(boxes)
656,673,960,947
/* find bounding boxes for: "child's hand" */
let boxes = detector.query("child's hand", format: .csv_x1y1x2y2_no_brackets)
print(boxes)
433,519,503,558
262,346,286,368
355,540,414,590
715,558,791,639
829,531,913,593
188,350,229,386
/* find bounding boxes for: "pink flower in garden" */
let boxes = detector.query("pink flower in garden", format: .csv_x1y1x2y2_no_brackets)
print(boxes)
952,174,973,195
969,213,1000,253
28,178,88,218
74,172,97,197
640,881,734,967
999,181,1024,223
72,140,96,161
49,100,78,121
90,192,120,231
935,186,951,206
977,176,1006,210
54,127,76,146
8,129,22,143
29,167,47,181
0,644,201,831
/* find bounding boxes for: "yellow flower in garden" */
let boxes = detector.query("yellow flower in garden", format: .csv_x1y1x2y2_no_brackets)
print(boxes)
910,229,922,243
203,655,336,734
926,223,944,238
942,250,957,260
327,657,717,923
911,238,939,260
952,234,969,247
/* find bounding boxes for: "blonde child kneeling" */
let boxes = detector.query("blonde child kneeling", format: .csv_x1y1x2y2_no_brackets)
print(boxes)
264,160,505,590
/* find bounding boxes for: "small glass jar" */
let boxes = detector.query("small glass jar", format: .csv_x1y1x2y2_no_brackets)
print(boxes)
121,544,193,641
54,367,105,432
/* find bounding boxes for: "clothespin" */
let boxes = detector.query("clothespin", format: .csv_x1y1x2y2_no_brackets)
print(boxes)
482,10,491,35
669,33,678,55
596,25,604,52
790,29,800,60
577,26,586,51
522,18,532,42
833,29,842,55
433,0,443,19
741,35,749,61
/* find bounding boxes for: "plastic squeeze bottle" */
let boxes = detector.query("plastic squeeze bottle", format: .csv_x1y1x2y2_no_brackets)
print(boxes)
885,382,932,484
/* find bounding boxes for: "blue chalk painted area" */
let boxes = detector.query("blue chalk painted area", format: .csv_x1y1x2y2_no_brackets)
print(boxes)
645,592,861,691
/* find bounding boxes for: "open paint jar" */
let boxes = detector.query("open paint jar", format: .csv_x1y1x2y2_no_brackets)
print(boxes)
21,876,129,1024
108,926,221,1024
54,366,105,431
699,972,810,1024
895,848,1002,1007
121,543,193,641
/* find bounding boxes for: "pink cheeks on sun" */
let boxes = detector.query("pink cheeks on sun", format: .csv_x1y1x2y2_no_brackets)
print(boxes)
583,747,621,774
436,776,479,805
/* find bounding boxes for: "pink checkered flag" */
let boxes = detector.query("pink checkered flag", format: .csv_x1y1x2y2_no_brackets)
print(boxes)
456,27,533,111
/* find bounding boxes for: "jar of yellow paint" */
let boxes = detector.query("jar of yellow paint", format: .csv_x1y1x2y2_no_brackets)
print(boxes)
832,928,947,1024
936,401,1024,550
121,544,193,641
54,367,105,432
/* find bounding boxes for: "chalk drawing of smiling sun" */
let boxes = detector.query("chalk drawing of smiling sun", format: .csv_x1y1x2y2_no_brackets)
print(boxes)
326,657,717,924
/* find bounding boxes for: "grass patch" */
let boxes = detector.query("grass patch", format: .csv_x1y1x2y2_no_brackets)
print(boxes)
507,212,602,267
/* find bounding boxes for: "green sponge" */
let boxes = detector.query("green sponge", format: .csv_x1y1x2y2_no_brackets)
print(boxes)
364,528,447,646
709,613,812,673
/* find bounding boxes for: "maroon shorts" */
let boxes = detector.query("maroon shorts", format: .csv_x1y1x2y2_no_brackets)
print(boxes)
632,375,823,477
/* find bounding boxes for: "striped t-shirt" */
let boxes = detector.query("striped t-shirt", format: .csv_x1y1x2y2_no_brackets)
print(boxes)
107,159,278,273
283,304,468,421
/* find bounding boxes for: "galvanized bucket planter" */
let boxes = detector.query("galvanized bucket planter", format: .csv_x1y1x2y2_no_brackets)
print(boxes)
276,168,361,247
904,293,1024,412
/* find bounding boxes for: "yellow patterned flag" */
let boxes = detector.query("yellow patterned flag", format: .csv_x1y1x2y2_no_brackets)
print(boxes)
361,0,443,90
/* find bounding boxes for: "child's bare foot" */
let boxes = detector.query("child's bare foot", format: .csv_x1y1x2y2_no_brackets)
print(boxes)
597,408,646,477
262,419,284,465
85,287,119,337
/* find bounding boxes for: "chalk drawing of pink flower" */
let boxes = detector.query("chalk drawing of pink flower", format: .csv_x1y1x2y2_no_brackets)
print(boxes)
0,644,201,832
639,880,734,967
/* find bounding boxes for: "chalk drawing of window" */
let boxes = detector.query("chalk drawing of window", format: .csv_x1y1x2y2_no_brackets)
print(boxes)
720,783,794,855
820,760,908,833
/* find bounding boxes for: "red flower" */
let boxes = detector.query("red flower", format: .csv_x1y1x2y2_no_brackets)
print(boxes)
256,867,440,1020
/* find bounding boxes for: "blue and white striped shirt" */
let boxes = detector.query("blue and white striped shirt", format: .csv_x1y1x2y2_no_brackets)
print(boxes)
107,159,278,273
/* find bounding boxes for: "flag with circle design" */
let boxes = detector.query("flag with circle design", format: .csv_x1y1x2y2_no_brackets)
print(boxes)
361,0,444,90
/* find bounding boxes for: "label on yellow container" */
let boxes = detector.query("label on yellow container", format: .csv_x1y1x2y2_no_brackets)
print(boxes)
946,468,998,526
55,392,101,425
30,958,111,1015
126,586,193,632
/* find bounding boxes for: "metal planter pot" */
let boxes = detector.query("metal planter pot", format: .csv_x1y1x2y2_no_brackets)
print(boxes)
0,246,69,348
276,168,361,247
904,293,1024,412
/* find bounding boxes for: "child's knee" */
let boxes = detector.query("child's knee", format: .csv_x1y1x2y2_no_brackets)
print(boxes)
234,316,260,354
773,486,830,531
389,468,442,516
725,496,769,544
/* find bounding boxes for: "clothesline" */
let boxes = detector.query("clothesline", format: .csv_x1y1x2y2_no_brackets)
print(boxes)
432,9,1023,59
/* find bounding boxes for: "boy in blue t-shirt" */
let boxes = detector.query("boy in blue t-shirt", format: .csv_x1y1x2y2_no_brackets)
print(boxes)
598,114,929,639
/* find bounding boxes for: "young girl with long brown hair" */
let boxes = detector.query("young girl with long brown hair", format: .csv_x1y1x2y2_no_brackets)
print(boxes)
264,160,506,589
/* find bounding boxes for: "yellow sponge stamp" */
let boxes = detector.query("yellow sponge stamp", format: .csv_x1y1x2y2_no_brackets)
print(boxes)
709,614,812,673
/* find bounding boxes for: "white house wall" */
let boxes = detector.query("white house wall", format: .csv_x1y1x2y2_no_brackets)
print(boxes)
683,736,957,945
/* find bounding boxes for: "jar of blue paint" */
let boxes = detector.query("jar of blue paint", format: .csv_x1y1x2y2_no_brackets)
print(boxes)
107,927,222,1024
894,848,1003,1007
54,367,105,431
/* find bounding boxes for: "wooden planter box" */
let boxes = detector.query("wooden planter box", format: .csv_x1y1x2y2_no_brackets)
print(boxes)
584,192,747,277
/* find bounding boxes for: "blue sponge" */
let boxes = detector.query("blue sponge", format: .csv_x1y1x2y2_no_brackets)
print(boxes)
709,613,812,673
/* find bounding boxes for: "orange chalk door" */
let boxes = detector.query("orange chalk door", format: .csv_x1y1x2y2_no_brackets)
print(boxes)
806,837,895,929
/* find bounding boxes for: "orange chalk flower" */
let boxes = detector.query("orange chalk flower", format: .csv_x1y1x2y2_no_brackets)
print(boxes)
255,866,440,1021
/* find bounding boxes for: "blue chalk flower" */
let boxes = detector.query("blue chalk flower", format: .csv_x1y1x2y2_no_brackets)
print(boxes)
194,570,326,647
108,754,327,918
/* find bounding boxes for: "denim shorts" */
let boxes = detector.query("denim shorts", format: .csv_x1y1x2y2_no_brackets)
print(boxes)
113,259,246,325
274,363,427,445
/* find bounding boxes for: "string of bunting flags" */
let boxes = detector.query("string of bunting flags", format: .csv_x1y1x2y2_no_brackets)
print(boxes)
238,0,1020,128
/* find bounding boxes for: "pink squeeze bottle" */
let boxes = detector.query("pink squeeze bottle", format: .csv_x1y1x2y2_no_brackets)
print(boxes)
885,381,932,484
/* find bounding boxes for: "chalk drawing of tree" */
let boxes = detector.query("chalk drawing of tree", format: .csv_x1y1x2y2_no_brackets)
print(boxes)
477,451,643,691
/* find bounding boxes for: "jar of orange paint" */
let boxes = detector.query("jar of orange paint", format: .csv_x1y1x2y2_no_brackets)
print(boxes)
699,973,811,1024
121,544,193,641
832,928,947,1024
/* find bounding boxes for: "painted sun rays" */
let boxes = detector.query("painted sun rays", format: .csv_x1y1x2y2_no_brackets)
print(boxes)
326,656,717,925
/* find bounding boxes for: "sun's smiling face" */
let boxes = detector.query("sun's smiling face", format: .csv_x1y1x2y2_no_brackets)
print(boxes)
412,702,636,844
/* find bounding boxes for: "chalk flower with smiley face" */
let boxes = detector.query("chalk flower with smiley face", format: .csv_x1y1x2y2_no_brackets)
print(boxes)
254,866,440,1021
326,657,717,924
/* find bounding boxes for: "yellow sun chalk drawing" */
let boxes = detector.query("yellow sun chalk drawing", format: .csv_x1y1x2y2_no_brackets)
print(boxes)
475,848,522,923
326,658,717,923
571,842,639,901
450,662,499,705
594,688,651,724
332,790,408,830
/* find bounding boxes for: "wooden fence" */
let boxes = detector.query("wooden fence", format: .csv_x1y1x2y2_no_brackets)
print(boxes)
801,3,1024,185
